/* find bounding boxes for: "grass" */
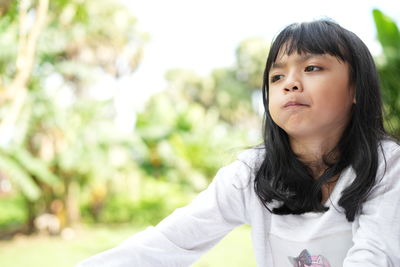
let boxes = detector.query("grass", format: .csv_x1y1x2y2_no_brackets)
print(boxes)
0,224,256,267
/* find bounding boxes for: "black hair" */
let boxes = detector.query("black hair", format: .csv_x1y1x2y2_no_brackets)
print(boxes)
254,19,387,222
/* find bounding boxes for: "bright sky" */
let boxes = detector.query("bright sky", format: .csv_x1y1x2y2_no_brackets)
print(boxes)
112,0,399,132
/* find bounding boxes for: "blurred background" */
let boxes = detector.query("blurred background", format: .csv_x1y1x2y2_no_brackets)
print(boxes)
0,0,399,266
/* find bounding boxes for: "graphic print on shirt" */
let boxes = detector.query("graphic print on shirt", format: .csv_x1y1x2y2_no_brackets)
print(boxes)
288,249,331,267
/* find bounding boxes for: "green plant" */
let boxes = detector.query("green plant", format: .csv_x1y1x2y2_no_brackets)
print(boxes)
373,9,400,138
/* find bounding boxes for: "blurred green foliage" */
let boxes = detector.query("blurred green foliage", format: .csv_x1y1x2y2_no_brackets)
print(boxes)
0,0,149,234
0,0,265,235
373,9,400,138
0,194,26,229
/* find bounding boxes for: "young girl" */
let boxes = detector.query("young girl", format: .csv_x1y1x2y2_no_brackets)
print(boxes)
77,19,400,267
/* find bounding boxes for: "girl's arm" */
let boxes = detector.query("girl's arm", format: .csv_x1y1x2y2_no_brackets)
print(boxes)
76,159,252,267
343,145,400,267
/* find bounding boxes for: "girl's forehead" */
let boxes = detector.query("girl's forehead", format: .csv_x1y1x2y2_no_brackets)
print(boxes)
273,52,328,65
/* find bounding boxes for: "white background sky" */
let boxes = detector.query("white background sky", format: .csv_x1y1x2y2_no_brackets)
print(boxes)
112,0,399,131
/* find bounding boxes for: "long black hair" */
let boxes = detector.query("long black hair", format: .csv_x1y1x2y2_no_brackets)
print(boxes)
254,19,387,222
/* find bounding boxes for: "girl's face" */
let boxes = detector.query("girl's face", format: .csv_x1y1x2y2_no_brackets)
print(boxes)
268,51,355,140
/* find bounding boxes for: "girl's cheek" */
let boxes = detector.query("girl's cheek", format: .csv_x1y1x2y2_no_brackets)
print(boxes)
268,100,281,124
268,91,281,111
267,97,276,115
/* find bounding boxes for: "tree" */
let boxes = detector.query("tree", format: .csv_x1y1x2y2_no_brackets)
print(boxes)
373,9,400,138
133,38,269,195
165,37,268,126
0,0,147,233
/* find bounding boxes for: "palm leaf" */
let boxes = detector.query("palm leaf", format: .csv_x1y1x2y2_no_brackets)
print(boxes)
12,148,60,187
0,152,40,200
373,9,400,61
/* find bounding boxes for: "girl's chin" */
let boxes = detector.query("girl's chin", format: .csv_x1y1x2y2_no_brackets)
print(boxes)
283,128,321,139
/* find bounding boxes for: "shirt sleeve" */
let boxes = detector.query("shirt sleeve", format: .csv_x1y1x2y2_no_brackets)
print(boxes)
76,160,251,267
343,145,400,267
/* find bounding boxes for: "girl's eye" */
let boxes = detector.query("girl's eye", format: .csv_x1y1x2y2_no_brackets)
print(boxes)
305,65,322,72
270,74,283,83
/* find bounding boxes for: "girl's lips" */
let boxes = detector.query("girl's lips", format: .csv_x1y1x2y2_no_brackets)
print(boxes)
283,101,309,108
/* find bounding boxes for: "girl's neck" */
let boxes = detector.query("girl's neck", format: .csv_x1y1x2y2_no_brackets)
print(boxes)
290,134,342,204
289,135,340,178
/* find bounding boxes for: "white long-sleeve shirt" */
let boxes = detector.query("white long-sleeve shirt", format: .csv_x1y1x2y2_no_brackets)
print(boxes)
77,140,400,267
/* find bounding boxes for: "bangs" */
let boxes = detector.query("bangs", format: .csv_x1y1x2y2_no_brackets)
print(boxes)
268,21,351,66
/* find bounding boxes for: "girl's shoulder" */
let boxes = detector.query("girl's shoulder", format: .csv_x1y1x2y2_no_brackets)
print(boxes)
375,138,400,188
379,137,400,158
236,144,265,171
213,146,265,190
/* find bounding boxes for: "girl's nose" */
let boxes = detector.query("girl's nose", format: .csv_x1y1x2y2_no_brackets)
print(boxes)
283,79,303,93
